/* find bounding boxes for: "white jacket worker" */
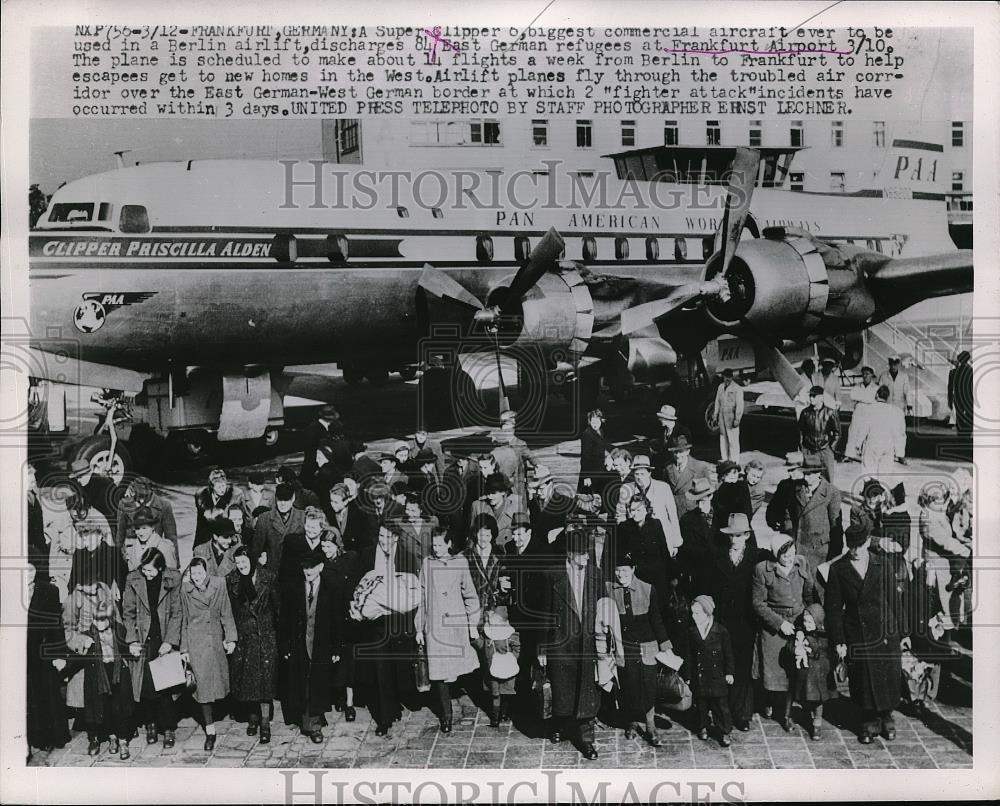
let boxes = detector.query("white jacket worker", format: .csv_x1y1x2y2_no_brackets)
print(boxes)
845,367,880,460
878,358,912,413
712,369,744,462
854,386,907,476
622,455,683,556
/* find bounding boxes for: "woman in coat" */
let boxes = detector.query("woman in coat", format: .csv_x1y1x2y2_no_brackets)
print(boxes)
320,529,363,722
122,547,183,748
578,409,612,496
415,529,481,732
620,495,678,620
463,513,514,726
710,461,752,533
180,556,238,750
26,562,70,754
607,549,672,747
752,539,816,730
226,545,279,743
62,571,116,723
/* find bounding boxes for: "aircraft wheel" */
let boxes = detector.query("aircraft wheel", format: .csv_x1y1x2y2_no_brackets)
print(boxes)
342,365,364,386
398,366,418,381
71,436,132,485
262,426,281,448
695,391,721,438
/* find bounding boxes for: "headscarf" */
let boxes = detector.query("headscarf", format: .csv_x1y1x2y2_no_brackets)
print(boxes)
802,602,826,632
692,594,715,639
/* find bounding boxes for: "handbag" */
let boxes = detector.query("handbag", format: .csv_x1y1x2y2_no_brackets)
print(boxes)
531,662,552,721
490,651,519,681
656,668,693,712
413,643,431,693
148,652,186,692
833,660,850,697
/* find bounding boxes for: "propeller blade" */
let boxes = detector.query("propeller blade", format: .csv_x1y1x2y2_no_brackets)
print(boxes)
499,228,565,314
620,279,728,336
750,335,806,400
718,147,761,275
418,263,484,310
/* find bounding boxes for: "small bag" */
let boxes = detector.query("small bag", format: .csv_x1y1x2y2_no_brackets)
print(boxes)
413,643,431,693
490,650,519,681
148,652,186,692
833,660,850,697
656,668,693,712
531,663,552,721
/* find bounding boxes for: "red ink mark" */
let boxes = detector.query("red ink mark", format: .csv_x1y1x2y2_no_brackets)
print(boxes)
663,47,852,56
423,27,461,63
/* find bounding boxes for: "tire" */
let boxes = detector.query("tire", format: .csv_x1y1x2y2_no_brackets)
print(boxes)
71,435,132,486
262,426,280,448
398,366,418,381
694,390,721,438
342,365,364,386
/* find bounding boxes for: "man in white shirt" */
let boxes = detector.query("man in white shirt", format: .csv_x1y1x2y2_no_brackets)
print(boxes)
878,357,912,414
845,366,879,461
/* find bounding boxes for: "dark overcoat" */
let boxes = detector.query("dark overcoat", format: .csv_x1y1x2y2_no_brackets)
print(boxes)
688,620,735,698
752,557,815,691
278,572,342,724
578,426,611,494
538,562,603,720
226,567,279,702
26,580,70,749
825,550,909,712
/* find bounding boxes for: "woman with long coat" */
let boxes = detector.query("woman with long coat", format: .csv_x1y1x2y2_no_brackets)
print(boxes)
180,556,238,750
578,409,612,496
752,539,815,729
320,530,363,722
697,513,763,732
122,547,183,748
226,545,279,743
415,529,481,732
464,513,514,726
26,562,70,754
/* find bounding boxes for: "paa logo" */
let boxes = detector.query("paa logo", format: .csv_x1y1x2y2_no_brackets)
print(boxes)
73,292,156,333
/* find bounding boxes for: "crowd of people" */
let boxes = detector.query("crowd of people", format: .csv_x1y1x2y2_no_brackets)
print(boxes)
23,380,974,764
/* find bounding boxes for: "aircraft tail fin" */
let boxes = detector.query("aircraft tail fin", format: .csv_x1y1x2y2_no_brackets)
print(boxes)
870,138,948,200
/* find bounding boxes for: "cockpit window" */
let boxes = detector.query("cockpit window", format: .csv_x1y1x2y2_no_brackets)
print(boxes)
120,205,150,233
48,203,95,223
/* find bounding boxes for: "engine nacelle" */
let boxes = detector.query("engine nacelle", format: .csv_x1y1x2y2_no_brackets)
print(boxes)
486,264,594,361
703,236,829,335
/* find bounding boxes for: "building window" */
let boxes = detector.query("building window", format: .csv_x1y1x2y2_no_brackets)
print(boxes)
831,120,844,147
952,121,964,147
531,119,548,147
790,120,804,147
749,120,762,147
338,120,359,155
952,171,964,192
873,121,886,148
470,120,501,145
576,120,593,148
621,120,636,147
830,172,845,193
789,172,804,192
706,120,721,145
664,120,678,145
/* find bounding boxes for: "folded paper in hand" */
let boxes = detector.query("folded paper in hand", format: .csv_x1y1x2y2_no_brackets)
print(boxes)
655,648,684,670
148,652,186,691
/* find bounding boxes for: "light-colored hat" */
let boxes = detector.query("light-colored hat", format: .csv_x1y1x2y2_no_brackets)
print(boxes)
656,404,678,422
499,409,517,424
720,512,752,535
529,465,552,485
686,477,714,501
393,441,410,455
631,454,653,470
68,458,92,478
784,451,804,468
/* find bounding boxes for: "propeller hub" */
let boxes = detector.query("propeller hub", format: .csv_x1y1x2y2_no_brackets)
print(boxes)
705,258,755,324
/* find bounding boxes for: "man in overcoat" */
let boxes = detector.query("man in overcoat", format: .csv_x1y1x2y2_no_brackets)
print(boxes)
537,527,603,760
825,521,911,743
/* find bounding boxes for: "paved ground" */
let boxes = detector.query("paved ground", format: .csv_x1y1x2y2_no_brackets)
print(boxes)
28,691,972,769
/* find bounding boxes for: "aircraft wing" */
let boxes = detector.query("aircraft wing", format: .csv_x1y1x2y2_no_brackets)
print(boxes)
29,347,153,391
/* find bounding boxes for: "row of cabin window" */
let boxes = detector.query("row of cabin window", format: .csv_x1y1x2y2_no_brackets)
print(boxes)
475,235,716,264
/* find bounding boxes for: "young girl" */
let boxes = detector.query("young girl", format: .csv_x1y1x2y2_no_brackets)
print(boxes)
791,603,833,741
77,602,135,758
482,607,520,728
688,595,735,747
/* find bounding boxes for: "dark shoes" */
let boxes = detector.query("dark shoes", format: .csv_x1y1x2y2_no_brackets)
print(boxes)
697,728,709,741
163,731,175,749
308,730,324,744
489,714,500,728
719,733,732,748
646,728,662,748
375,724,390,737
440,720,452,734
145,724,158,745
108,738,119,755
858,733,874,744
581,744,599,761
809,725,821,741
87,738,101,756
780,717,793,732
204,734,216,751
735,720,750,732
881,726,896,741
549,729,563,744
247,722,258,736
260,725,271,744
763,705,773,719
344,706,357,723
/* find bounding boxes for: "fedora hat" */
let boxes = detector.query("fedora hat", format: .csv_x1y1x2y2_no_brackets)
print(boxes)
413,447,437,466
784,451,804,468
668,434,693,452
68,458,92,478
528,464,552,485
132,506,159,527
686,477,714,501
631,454,653,471
720,512,752,535
656,404,678,422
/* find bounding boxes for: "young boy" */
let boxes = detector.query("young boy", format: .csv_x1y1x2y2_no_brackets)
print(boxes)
688,595,735,747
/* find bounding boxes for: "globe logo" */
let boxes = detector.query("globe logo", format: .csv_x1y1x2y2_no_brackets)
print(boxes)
73,299,106,333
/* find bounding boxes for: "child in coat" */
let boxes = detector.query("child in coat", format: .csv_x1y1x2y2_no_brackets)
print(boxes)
688,595,735,747
791,603,833,740
482,607,520,727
